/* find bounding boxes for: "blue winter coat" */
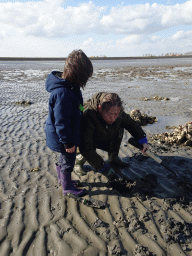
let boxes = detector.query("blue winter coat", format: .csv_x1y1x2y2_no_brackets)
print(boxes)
45,71,83,153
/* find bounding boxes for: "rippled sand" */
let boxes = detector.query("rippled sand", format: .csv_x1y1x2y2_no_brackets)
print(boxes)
0,60,192,255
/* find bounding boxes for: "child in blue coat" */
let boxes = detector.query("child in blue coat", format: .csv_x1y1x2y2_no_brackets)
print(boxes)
45,50,93,196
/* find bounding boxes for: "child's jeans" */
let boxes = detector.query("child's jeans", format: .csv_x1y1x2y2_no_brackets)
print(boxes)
57,150,76,174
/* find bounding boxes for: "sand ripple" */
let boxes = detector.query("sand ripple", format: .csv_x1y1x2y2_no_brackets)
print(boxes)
0,61,192,255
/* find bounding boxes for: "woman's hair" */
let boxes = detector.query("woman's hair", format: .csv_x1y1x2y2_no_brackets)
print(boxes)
100,93,124,112
63,49,93,88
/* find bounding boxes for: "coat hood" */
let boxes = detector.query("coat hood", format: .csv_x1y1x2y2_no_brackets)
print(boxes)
84,92,109,111
46,71,79,93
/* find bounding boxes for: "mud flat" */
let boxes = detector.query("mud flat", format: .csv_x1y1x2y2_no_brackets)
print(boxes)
0,60,192,255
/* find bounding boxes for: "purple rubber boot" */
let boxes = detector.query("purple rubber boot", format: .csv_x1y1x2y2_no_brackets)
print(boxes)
60,172,86,196
55,163,78,186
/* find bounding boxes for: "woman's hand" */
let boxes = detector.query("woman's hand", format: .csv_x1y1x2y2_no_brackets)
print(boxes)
66,145,76,153
141,143,149,154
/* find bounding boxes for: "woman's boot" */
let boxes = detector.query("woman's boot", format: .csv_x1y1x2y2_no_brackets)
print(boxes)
74,154,86,176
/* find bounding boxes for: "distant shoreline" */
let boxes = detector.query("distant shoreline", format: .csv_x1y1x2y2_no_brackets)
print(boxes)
0,55,192,61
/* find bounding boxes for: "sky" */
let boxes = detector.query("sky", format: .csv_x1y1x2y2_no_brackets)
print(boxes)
0,0,192,57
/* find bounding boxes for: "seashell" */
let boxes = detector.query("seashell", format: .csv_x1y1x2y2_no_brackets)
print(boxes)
184,140,192,146
183,128,188,133
129,109,157,126
164,234,172,243
152,121,192,147
186,134,192,140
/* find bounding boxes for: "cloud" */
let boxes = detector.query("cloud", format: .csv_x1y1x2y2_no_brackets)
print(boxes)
0,1,105,38
82,38,95,47
0,36,78,57
1,0,192,57
161,1,192,26
171,30,192,48
0,0,192,39
100,1,192,34
100,3,158,34
146,30,192,54
116,35,144,46
0,29,192,57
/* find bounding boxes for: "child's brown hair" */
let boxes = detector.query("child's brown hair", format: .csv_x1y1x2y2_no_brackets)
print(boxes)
62,49,93,88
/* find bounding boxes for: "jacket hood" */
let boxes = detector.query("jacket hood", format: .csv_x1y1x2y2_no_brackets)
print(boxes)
84,92,109,111
46,71,79,93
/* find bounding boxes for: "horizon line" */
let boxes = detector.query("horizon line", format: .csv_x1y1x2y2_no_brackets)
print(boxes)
1,55,192,61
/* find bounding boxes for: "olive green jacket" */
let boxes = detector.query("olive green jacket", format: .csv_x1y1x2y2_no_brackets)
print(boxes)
80,92,146,170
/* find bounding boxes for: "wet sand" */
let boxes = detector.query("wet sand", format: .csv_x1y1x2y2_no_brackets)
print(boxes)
0,60,192,255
